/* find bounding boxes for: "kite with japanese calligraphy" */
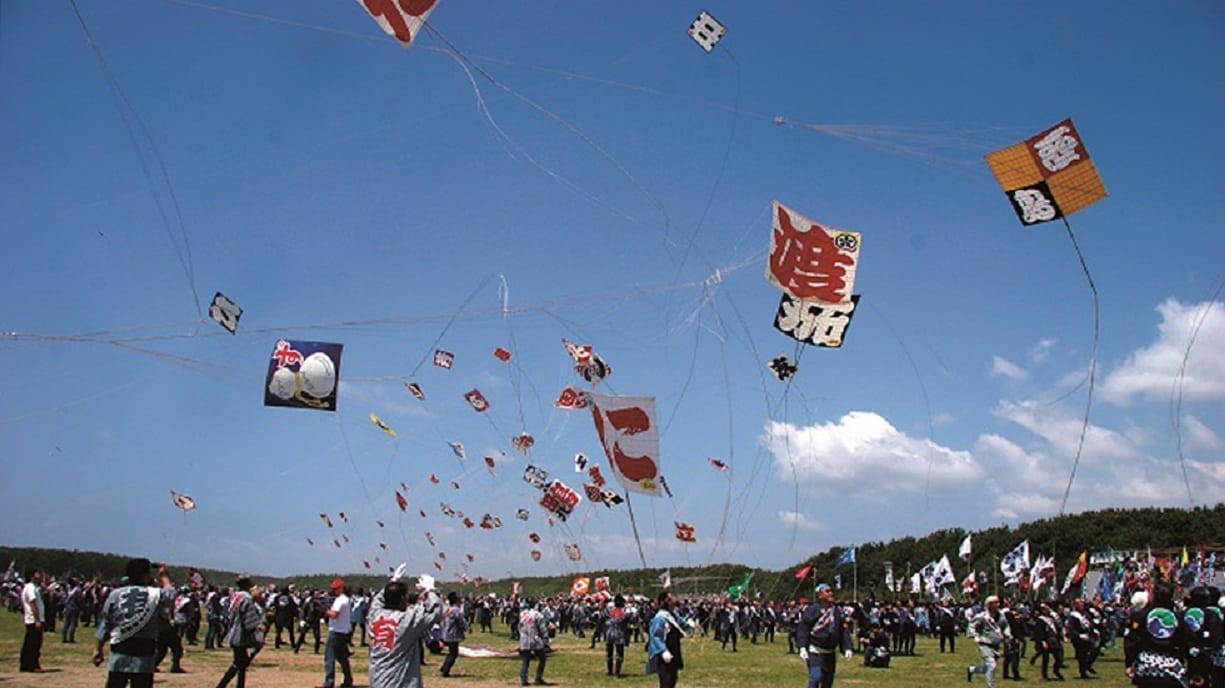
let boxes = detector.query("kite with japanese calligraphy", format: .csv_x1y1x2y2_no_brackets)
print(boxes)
985,118,1107,226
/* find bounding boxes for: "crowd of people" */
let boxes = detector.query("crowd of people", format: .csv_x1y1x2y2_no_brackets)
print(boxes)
5,561,1224,687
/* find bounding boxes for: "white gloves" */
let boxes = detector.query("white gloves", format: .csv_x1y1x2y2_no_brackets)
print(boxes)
798,648,809,661
417,574,436,591
661,650,673,664
844,649,853,660
391,563,408,582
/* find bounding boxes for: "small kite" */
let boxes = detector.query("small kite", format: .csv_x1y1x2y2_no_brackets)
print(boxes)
571,576,590,596
562,339,612,385
450,480,461,490
464,389,490,412
208,292,243,334
433,349,454,369
376,520,385,528
675,521,697,543
405,382,425,400
564,543,582,562
708,457,730,472
418,508,427,519
523,465,550,490
342,534,350,542
462,517,475,529
529,532,541,543
687,10,726,53
985,118,1107,226
370,412,397,437
426,532,436,547
440,503,455,517
515,508,530,521
574,453,588,472
265,340,343,411
767,201,861,305
170,490,196,511
400,482,410,492
600,488,624,507
333,539,342,548
320,514,334,528
339,512,349,523
448,442,466,460
493,347,512,362
583,483,602,502
774,294,861,348
511,433,535,455
306,538,315,546
554,386,589,410
767,355,798,382
531,550,542,562
379,542,389,551
363,561,371,570
433,561,443,571
429,474,440,484
438,551,447,560
594,577,611,595
466,553,475,562
354,0,440,47
483,456,498,477
588,465,606,487
395,491,408,511
479,513,501,529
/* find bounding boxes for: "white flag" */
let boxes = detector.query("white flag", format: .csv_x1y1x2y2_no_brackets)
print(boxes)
959,533,973,562
1000,540,1030,584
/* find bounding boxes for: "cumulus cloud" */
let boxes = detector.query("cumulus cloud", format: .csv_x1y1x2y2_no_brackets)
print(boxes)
991,356,1029,381
1028,338,1059,364
1100,299,1225,406
993,400,1139,461
762,411,983,494
932,412,957,427
778,511,824,532
1183,415,1223,451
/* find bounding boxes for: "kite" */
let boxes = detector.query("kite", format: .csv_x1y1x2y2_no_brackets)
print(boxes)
354,0,440,47
531,550,542,562
708,458,730,472
529,532,541,543
515,508,530,521
448,442,466,460
600,489,624,507
379,542,389,551
554,386,589,410
588,465,606,487
511,433,535,455
440,503,455,517
466,553,475,562
522,465,550,490
564,543,582,562
675,521,697,543
395,491,408,511
539,480,582,521
320,514,334,528
483,456,498,477
493,346,512,362
573,453,588,472
450,480,460,490
438,552,447,560
339,512,349,523
265,340,343,411
774,293,861,348
370,412,397,437
429,474,440,484
405,382,425,400
208,292,243,334
433,349,454,369
583,484,602,502
571,576,590,596
306,538,314,546
767,355,798,382
589,391,663,497
418,508,427,519
400,482,409,492
562,339,613,385
342,534,349,542
170,490,196,511
985,118,1107,226
480,513,502,529
462,517,475,529
426,532,436,547
333,539,342,548
687,10,726,53
659,475,673,498
363,561,371,570
434,561,443,571
767,201,861,305
464,389,490,412
376,520,385,528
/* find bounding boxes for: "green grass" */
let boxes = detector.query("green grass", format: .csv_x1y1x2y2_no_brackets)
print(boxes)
0,610,1135,687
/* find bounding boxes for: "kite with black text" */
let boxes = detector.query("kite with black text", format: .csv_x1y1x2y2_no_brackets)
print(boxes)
573,453,588,472
767,355,798,382
985,118,1107,226
433,349,454,369
208,292,242,334
675,521,697,543
775,293,861,348
170,490,196,511
354,0,440,47
265,340,342,411
687,11,726,53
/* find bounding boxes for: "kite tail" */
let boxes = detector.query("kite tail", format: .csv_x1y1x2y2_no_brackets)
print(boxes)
1057,217,1099,516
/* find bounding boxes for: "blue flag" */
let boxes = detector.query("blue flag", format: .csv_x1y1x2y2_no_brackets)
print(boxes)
837,547,856,567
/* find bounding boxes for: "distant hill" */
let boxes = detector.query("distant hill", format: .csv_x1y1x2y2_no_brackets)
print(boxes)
5,503,1221,598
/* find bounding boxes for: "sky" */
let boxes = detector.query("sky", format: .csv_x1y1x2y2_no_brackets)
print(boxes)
2,1,1224,582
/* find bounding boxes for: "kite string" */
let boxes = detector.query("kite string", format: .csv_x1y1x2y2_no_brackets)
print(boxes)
1057,217,1100,516
1170,275,1225,506
407,274,496,378
622,491,649,571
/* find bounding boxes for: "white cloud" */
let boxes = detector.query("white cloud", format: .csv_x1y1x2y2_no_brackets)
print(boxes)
993,400,1139,461
1183,415,1224,451
932,412,956,427
991,356,1029,381
1100,299,1225,406
1028,338,1059,364
778,511,824,532
762,411,983,494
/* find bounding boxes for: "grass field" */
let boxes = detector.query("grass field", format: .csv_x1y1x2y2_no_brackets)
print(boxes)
0,611,1135,687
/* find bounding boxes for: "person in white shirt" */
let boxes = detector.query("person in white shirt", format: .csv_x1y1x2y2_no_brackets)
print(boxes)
319,578,353,688
20,568,46,672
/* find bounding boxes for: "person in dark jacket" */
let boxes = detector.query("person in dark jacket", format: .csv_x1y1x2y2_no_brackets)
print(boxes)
796,583,853,688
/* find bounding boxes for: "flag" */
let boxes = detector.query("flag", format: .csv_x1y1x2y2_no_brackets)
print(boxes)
1181,545,1190,567
835,574,843,590
836,547,856,566
884,562,894,591
1000,540,1030,584
660,569,672,589
728,572,754,600
796,565,813,581
910,572,921,594
959,533,973,562
1062,551,1089,594
933,555,957,588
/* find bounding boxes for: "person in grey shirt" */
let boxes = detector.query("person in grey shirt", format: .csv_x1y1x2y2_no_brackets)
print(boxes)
92,559,177,688
367,567,442,688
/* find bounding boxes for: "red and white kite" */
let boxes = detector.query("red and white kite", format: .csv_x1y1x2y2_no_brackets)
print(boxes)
675,521,697,543
511,433,535,455
493,347,512,362
565,543,583,561
589,391,662,497
766,201,860,305
433,349,454,369
464,388,490,412
395,490,408,511
554,386,589,410
708,458,730,472
170,490,196,511
530,550,542,562
571,576,590,596
354,0,440,47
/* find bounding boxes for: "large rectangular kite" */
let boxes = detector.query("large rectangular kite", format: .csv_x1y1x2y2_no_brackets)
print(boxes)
985,118,1107,226
355,0,439,47
588,391,662,497
767,201,861,305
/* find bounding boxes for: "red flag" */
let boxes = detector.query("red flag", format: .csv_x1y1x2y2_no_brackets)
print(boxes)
494,347,512,362
796,565,813,580
396,491,408,511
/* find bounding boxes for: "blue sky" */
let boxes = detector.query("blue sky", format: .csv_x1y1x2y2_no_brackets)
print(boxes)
2,1,1223,581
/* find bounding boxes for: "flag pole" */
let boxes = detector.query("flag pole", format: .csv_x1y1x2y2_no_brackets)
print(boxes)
853,560,858,603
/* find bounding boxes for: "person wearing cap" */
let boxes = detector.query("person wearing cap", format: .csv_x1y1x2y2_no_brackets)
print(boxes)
967,595,1012,687
318,578,354,688
366,567,443,688
796,583,853,688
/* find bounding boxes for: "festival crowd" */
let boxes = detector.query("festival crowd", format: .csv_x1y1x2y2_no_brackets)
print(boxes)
5,558,1224,688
